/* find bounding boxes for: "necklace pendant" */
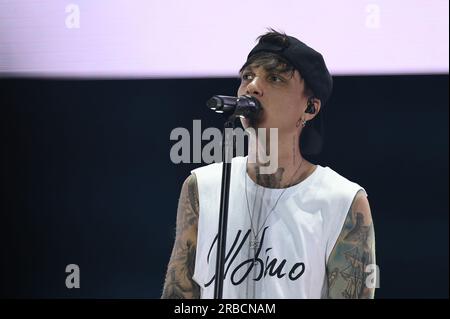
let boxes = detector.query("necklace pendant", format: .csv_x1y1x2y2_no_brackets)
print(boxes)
250,239,260,250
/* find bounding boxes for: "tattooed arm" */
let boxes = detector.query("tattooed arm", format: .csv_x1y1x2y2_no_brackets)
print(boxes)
326,190,376,299
161,174,201,299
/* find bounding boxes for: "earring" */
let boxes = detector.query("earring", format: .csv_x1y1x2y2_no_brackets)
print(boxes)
296,119,307,128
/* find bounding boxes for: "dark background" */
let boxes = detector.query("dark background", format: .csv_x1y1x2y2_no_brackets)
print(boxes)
0,74,448,298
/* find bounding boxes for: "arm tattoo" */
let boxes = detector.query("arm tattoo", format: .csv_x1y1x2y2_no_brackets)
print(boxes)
326,192,376,299
161,174,201,299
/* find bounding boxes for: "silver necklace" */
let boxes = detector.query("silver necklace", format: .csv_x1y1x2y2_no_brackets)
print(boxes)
244,157,304,254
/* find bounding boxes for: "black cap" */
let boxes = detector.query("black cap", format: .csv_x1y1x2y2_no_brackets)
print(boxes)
247,35,333,105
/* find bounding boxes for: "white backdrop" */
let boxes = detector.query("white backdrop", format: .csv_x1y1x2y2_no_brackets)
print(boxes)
0,0,448,77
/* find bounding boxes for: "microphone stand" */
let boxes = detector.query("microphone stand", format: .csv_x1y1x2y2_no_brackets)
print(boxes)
206,94,260,299
213,115,237,299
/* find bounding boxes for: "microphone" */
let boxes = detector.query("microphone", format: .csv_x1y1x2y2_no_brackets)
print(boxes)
206,95,262,120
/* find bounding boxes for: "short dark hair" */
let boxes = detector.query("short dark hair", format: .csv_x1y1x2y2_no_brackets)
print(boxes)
240,28,323,156
239,29,315,98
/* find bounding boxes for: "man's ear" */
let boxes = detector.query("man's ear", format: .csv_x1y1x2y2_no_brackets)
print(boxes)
305,97,321,121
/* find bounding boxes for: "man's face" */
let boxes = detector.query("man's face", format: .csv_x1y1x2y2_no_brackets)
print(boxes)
237,64,308,135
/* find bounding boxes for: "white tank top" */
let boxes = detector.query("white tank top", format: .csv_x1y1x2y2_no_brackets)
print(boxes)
192,156,364,299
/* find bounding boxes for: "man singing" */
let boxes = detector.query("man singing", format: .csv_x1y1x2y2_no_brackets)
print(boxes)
162,29,376,299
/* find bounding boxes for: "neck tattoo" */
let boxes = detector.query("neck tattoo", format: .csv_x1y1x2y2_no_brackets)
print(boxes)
244,157,305,258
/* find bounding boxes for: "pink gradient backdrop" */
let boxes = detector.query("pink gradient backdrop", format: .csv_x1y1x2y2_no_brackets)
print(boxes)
0,0,448,77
